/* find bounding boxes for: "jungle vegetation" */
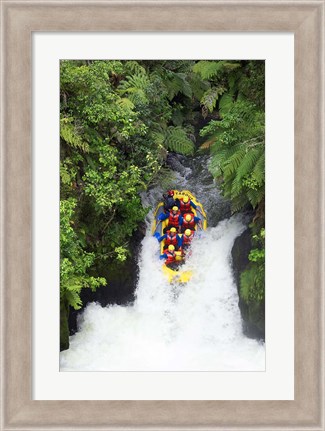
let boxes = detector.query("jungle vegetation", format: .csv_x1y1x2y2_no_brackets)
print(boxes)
60,60,265,348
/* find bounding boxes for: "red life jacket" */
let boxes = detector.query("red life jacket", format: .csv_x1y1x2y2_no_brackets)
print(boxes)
183,232,194,245
182,213,195,229
165,232,178,246
179,199,191,213
168,211,180,227
165,250,176,264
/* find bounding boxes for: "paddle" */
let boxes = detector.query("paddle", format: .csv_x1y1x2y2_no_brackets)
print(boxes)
153,220,163,237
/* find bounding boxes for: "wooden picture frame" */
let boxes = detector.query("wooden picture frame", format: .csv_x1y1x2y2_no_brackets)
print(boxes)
1,1,324,429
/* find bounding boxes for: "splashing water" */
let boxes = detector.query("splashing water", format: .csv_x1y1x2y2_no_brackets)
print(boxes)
60,155,265,371
60,214,265,371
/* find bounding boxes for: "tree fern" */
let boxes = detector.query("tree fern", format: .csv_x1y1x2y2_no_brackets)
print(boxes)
246,186,265,208
202,99,265,212
118,73,150,105
252,152,265,185
60,118,89,152
165,127,195,155
223,145,247,177
150,126,194,156
200,86,225,114
164,72,192,100
219,93,234,116
124,60,146,76
193,60,240,80
236,147,261,180
189,72,210,100
193,61,224,80
117,97,135,111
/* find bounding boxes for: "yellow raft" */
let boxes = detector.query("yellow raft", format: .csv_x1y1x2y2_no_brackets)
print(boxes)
152,190,207,283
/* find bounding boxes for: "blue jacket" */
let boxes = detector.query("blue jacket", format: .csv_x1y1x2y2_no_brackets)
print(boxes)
158,212,169,221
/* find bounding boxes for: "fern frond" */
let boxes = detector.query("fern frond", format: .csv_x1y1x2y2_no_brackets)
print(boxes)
124,61,146,76
171,109,185,127
150,131,166,147
165,127,195,155
118,73,150,105
117,97,135,110
219,93,234,116
222,62,241,71
193,61,225,80
200,86,225,113
223,146,246,176
165,72,192,100
189,73,210,100
193,60,241,80
237,147,261,180
247,186,264,208
65,288,82,310
230,194,248,213
60,119,89,152
252,152,265,185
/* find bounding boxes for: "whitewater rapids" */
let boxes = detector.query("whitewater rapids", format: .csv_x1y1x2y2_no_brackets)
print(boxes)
60,215,265,371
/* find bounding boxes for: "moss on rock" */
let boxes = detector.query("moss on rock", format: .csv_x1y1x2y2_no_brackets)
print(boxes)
231,228,265,340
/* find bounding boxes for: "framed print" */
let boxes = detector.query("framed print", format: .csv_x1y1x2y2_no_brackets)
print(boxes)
1,1,324,430
35,33,292,401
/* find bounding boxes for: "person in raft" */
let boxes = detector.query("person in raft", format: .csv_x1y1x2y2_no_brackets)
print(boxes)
180,229,195,250
178,195,203,216
157,227,182,250
158,206,181,233
160,244,183,268
163,190,179,213
179,212,202,233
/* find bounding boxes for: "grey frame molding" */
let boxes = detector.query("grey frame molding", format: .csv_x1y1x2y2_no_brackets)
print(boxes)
1,1,324,430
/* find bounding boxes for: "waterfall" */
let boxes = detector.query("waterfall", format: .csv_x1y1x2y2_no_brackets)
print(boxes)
60,155,265,371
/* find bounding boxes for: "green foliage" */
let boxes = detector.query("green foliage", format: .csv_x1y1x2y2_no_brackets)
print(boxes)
60,117,89,152
218,93,234,115
164,127,195,155
240,228,265,304
193,61,240,80
60,60,265,325
200,86,226,116
194,60,265,317
118,73,151,105
60,59,202,315
164,71,193,100
60,199,106,310
202,100,265,212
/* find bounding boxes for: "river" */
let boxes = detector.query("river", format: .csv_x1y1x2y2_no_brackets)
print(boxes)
60,154,265,371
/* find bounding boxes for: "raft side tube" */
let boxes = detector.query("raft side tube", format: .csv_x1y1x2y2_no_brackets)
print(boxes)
153,190,207,283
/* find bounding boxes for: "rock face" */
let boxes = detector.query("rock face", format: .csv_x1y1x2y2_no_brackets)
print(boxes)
231,228,265,340
60,300,70,351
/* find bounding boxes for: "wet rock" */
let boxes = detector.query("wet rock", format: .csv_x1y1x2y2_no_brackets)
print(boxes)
60,300,70,351
231,228,265,341
166,153,188,176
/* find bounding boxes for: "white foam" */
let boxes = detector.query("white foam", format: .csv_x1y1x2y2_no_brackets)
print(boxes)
60,215,265,371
